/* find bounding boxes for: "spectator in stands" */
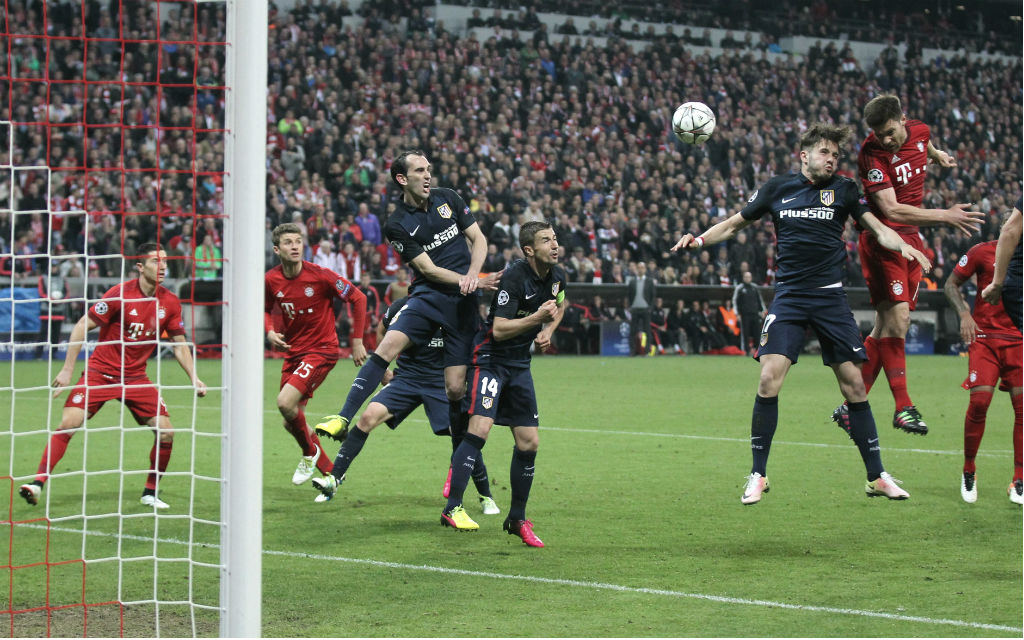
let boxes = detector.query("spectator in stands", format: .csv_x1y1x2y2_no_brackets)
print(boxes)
194,233,222,280
627,261,656,356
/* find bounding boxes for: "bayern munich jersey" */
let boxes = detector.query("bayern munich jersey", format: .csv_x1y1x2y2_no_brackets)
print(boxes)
858,119,931,233
86,279,186,380
740,172,867,291
264,261,366,356
385,188,476,296
953,241,1021,340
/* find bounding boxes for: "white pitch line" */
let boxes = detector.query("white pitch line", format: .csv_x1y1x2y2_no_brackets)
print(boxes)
15,522,1021,634
164,404,1006,458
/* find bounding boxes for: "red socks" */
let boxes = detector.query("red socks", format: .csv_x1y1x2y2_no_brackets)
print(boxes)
1013,393,1022,483
860,335,883,393
878,337,913,408
35,431,74,483
145,441,173,491
963,391,992,474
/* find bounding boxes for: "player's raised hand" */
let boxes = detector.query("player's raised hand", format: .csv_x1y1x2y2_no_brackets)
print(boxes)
671,234,700,252
267,330,290,351
900,243,932,273
945,203,986,237
458,273,479,296
194,378,208,398
52,368,73,397
478,269,504,291
534,299,557,323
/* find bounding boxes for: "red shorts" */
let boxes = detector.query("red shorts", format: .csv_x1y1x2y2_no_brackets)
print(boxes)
858,230,923,310
962,337,1023,392
64,372,169,424
279,352,338,401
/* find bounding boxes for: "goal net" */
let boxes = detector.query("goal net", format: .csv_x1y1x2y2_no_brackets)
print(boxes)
1,1,263,636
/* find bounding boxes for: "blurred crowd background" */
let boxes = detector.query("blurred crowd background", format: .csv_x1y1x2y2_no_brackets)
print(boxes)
1,0,1020,354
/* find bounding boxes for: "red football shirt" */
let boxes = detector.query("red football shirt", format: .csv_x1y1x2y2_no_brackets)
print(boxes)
858,118,931,233
86,279,186,380
264,261,366,355
953,241,1021,339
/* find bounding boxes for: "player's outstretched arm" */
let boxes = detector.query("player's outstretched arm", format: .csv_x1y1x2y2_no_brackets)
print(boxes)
408,253,477,295
982,207,1022,304
671,213,751,252
868,188,983,236
478,269,504,291
943,271,978,344
53,315,98,396
860,212,932,273
171,335,207,397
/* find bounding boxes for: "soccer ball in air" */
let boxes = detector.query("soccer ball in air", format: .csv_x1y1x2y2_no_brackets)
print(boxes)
672,102,716,145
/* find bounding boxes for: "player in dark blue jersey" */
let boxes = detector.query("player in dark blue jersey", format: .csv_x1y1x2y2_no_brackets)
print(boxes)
982,197,1023,333
672,123,932,505
314,151,500,472
311,297,500,513
441,221,567,547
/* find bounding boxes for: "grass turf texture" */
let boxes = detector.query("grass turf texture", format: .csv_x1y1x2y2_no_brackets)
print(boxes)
3,355,1022,636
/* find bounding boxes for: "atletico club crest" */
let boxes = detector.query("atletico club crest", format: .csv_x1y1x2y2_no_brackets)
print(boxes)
437,203,453,219
482,396,493,409
551,282,560,297
819,190,834,206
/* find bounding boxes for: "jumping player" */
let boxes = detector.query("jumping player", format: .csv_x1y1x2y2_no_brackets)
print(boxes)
673,123,931,505
314,151,497,450
20,244,207,509
833,94,984,436
265,223,367,501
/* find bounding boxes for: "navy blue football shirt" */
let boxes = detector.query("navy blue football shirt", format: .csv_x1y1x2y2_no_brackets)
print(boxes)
385,187,476,295
740,173,867,291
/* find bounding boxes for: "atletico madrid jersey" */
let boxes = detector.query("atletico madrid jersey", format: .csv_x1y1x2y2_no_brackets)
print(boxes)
86,279,186,380
858,118,931,233
264,261,365,355
953,241,1021,340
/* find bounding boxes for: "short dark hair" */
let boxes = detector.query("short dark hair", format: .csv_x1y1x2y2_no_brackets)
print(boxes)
799,123,852,151
135,242,163,261
390,150,427,186
272,222,303,246
863,94,903,130
519,220,553,251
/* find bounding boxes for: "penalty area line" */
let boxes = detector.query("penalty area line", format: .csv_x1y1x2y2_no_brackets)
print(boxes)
265,549,1020,634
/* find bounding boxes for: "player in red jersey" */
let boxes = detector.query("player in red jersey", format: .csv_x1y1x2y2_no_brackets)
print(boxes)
20,244,207,510
265,223,367,500
946,236,1023,504
833,94,984,436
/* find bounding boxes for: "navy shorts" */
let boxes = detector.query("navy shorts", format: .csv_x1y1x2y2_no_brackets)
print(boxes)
466,362,539,427
387,289,479,368
756,288,865,366
371,374,450,434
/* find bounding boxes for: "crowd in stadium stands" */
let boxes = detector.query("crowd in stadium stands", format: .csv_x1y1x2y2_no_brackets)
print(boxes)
1,0,1020,354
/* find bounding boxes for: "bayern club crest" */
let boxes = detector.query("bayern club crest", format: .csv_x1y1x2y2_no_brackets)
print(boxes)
72,393,84,405
917,141,924,152
158,307,166,319
891,280,905,296
304,286,314,297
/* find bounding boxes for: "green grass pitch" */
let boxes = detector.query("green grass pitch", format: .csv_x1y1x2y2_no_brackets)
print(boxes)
3,354,1021,637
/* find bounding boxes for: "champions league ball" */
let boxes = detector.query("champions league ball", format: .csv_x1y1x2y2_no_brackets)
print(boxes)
672,102,716,145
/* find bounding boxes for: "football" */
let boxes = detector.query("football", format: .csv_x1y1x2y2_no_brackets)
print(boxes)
672,101,716,144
